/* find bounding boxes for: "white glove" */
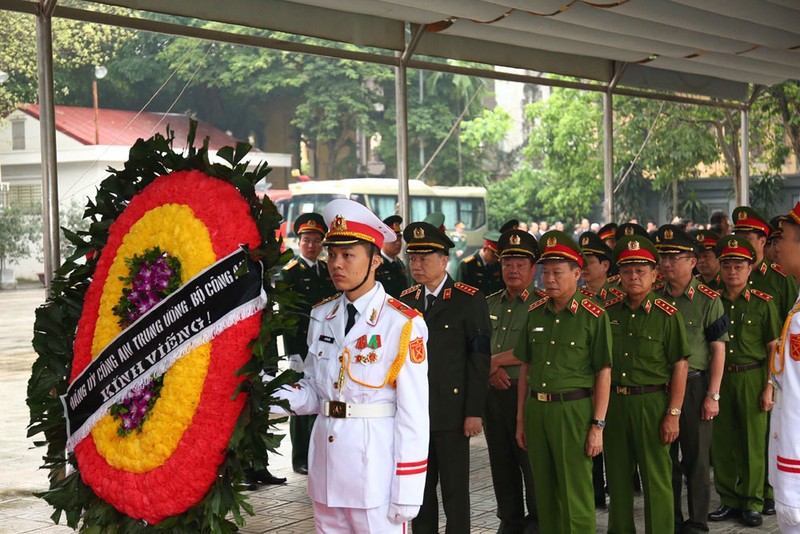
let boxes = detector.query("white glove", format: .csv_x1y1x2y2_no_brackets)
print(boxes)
288,353,305,373
387,503,420,525
777,501,800,526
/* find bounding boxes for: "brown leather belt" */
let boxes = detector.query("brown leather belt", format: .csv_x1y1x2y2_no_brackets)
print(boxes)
530,388,591,402
725,361,764,373
613,384,666,395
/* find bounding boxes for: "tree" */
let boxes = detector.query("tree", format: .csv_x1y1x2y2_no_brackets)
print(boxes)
459,107,513,183
0,206,39,273
758,82,800,173
486,163,543,229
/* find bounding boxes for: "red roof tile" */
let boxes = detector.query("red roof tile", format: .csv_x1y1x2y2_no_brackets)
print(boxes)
22,104,246,150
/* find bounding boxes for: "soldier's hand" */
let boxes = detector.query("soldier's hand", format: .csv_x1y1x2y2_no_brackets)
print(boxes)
464,416,483,438
489,368,511,390
660,415,680,444
585,427,603,457
760,385,775,412
701,396,719,420
516,419,527,451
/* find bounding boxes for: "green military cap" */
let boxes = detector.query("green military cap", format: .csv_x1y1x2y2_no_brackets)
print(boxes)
613,235,659,266
499,219,520,234
769,215,787,241
294,212,327,236
538,230,585,268
499,229,538,260
383,215,403,235
579,231,612,263
483,230,501,256
422,212,445,231
732,206,771,236
715,234,756,263
597,223,618,243
615,222,649,241
689,228,720,251
654,224,702,255
404,221,455,254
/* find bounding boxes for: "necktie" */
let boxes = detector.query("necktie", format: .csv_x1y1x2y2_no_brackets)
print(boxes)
426,294,436,311
345,303,357,335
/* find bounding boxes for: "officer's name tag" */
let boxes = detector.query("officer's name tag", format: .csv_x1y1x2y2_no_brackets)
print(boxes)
533,327,544,332
318,335,335,343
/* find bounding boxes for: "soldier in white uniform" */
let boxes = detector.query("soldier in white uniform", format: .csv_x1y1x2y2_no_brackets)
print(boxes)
274,199,430,533
770,201,800,533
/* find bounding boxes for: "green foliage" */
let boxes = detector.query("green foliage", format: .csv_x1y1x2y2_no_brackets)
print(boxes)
486,163,543,229
26,121,293,532
0,206,40,271
614,164,655,224
679,190,710,224
749,173,785,217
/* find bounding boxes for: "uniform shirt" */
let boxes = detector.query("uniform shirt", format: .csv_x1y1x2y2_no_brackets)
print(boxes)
280,254,336,358
277,283,430,508
695,272,722,292
749,259,798,318
487,283,542,380
457,251,504,295
659,277,729,371
720,288,780,365
376,253,409,298
605,292,690,386
514,289,612,393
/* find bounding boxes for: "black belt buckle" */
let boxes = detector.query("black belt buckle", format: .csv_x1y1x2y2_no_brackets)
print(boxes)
328,400,347,418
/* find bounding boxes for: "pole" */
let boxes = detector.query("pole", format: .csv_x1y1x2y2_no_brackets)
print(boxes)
603,91,614,223
36,0,59,293
93,78,100,145
740,109,750,206
395,54,409,225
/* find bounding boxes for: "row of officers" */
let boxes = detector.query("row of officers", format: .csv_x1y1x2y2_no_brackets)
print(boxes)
277,204,799,533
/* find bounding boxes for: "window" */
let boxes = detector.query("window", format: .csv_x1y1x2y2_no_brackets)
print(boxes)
11,120,25,150
8,184,42,213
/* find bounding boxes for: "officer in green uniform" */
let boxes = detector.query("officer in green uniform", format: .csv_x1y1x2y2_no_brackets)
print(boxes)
765,215,787,264
400,221,492,534
708,235,780,527
375,215,409,298
280,212,337,474
655,225,729,534
689,228,722,290
598,222,618,250
513,230,612,533
485,230,540,533
458,231,505,295
448,220,469,277
604,235,690,534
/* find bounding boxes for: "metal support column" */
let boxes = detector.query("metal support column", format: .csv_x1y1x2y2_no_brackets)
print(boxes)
36,0,59,293
740,108,750,206
603,91,614,224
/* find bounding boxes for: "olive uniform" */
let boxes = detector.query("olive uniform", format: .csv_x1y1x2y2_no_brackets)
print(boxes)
690,229,723,292
457,231,504,295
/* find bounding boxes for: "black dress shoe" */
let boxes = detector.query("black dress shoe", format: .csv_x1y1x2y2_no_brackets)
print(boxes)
293,464,309,475
741,509,763,527
763,498,776,515
246,469,286,486
708,504,739,521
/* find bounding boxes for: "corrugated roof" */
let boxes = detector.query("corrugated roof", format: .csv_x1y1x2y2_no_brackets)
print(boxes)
21,104,247,150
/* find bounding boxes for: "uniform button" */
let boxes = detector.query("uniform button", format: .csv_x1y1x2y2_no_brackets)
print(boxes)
730,334,734,338
570,341,575,346
444,325,449,329
629,333,633,337
546,361,551,365
319,351,323,356
730,320,735,324
453,388,459,394
555,319,560,324
333,382,338,388
502,326,507,331
631,314,636,318
496,344,501,349
624,352,628,356
622,372,627,377
550,340,556,345
542,383,546,387
747,320,752,324
729,349,734,354
328,435,335,443
507,309,512,313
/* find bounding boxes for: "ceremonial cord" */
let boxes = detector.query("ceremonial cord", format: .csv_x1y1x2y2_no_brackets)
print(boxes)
339,319,413,389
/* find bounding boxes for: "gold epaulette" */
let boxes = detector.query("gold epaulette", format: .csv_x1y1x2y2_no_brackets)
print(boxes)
455,282,479,295
751,288,773,301
529,297,548,311
604,296,624,307
771,263,789,277
697,284,720,299
463,255,476,264
312,292,341,308
654,298,677,316
400,284,421,297
387,298,420,319
581,299,605,317
283,259,299,270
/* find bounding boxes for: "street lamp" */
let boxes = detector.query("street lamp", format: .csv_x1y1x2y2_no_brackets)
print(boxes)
92,66,107,145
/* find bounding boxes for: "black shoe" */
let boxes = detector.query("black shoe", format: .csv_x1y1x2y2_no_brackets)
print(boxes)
708,504,739,521
293,464,309,475
763,498,776,515
741,510,763,527
248,469,286,486
496,520,525,534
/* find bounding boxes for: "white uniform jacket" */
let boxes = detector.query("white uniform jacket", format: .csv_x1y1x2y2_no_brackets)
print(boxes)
770,295,800,508
279,283,430,509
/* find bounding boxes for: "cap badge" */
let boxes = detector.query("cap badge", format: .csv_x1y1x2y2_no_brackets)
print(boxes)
738,211,747,220
697,233,704,241
624,227,634,236
392,223,401,232
413,227,425,239
332,215,347,231
729,239,739,249
547,237,557,247
664,229,673,240
628,240,640,251
307,220,317,228
510,234,521,245
581,236,589,246
778,220,784,228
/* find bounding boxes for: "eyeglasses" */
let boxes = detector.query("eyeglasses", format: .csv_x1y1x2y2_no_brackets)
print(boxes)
659,254,693,263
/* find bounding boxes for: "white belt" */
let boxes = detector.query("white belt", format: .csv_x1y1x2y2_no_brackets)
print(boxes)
322,400,396,419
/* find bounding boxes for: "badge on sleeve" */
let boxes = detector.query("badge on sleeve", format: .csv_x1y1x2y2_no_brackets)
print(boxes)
790,333,800,362
409,337,426,363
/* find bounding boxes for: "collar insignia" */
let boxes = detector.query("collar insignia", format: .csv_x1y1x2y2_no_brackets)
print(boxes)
443,288,452,300
521,289,529,301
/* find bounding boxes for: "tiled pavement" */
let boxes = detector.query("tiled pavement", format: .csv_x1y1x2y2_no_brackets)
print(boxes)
0,288,780,533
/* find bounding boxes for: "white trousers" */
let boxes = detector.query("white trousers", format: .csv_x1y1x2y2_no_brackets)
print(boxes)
313,501,407,534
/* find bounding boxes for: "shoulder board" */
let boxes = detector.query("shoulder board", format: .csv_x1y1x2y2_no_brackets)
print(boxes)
607,274,620,283
312,292,341,308
750,288,773,301
654,298,677,316
535,289,547,298
487,288,504,299
697,284,720,299
463,255,476,264
580,287,596,298
387,298,420,319
608,286,626,298
529,297,548,312
283,259,299,270
771,263,788,277
400,284,421,298
581,298,605,317
604,295,624,307
455,282,479,295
